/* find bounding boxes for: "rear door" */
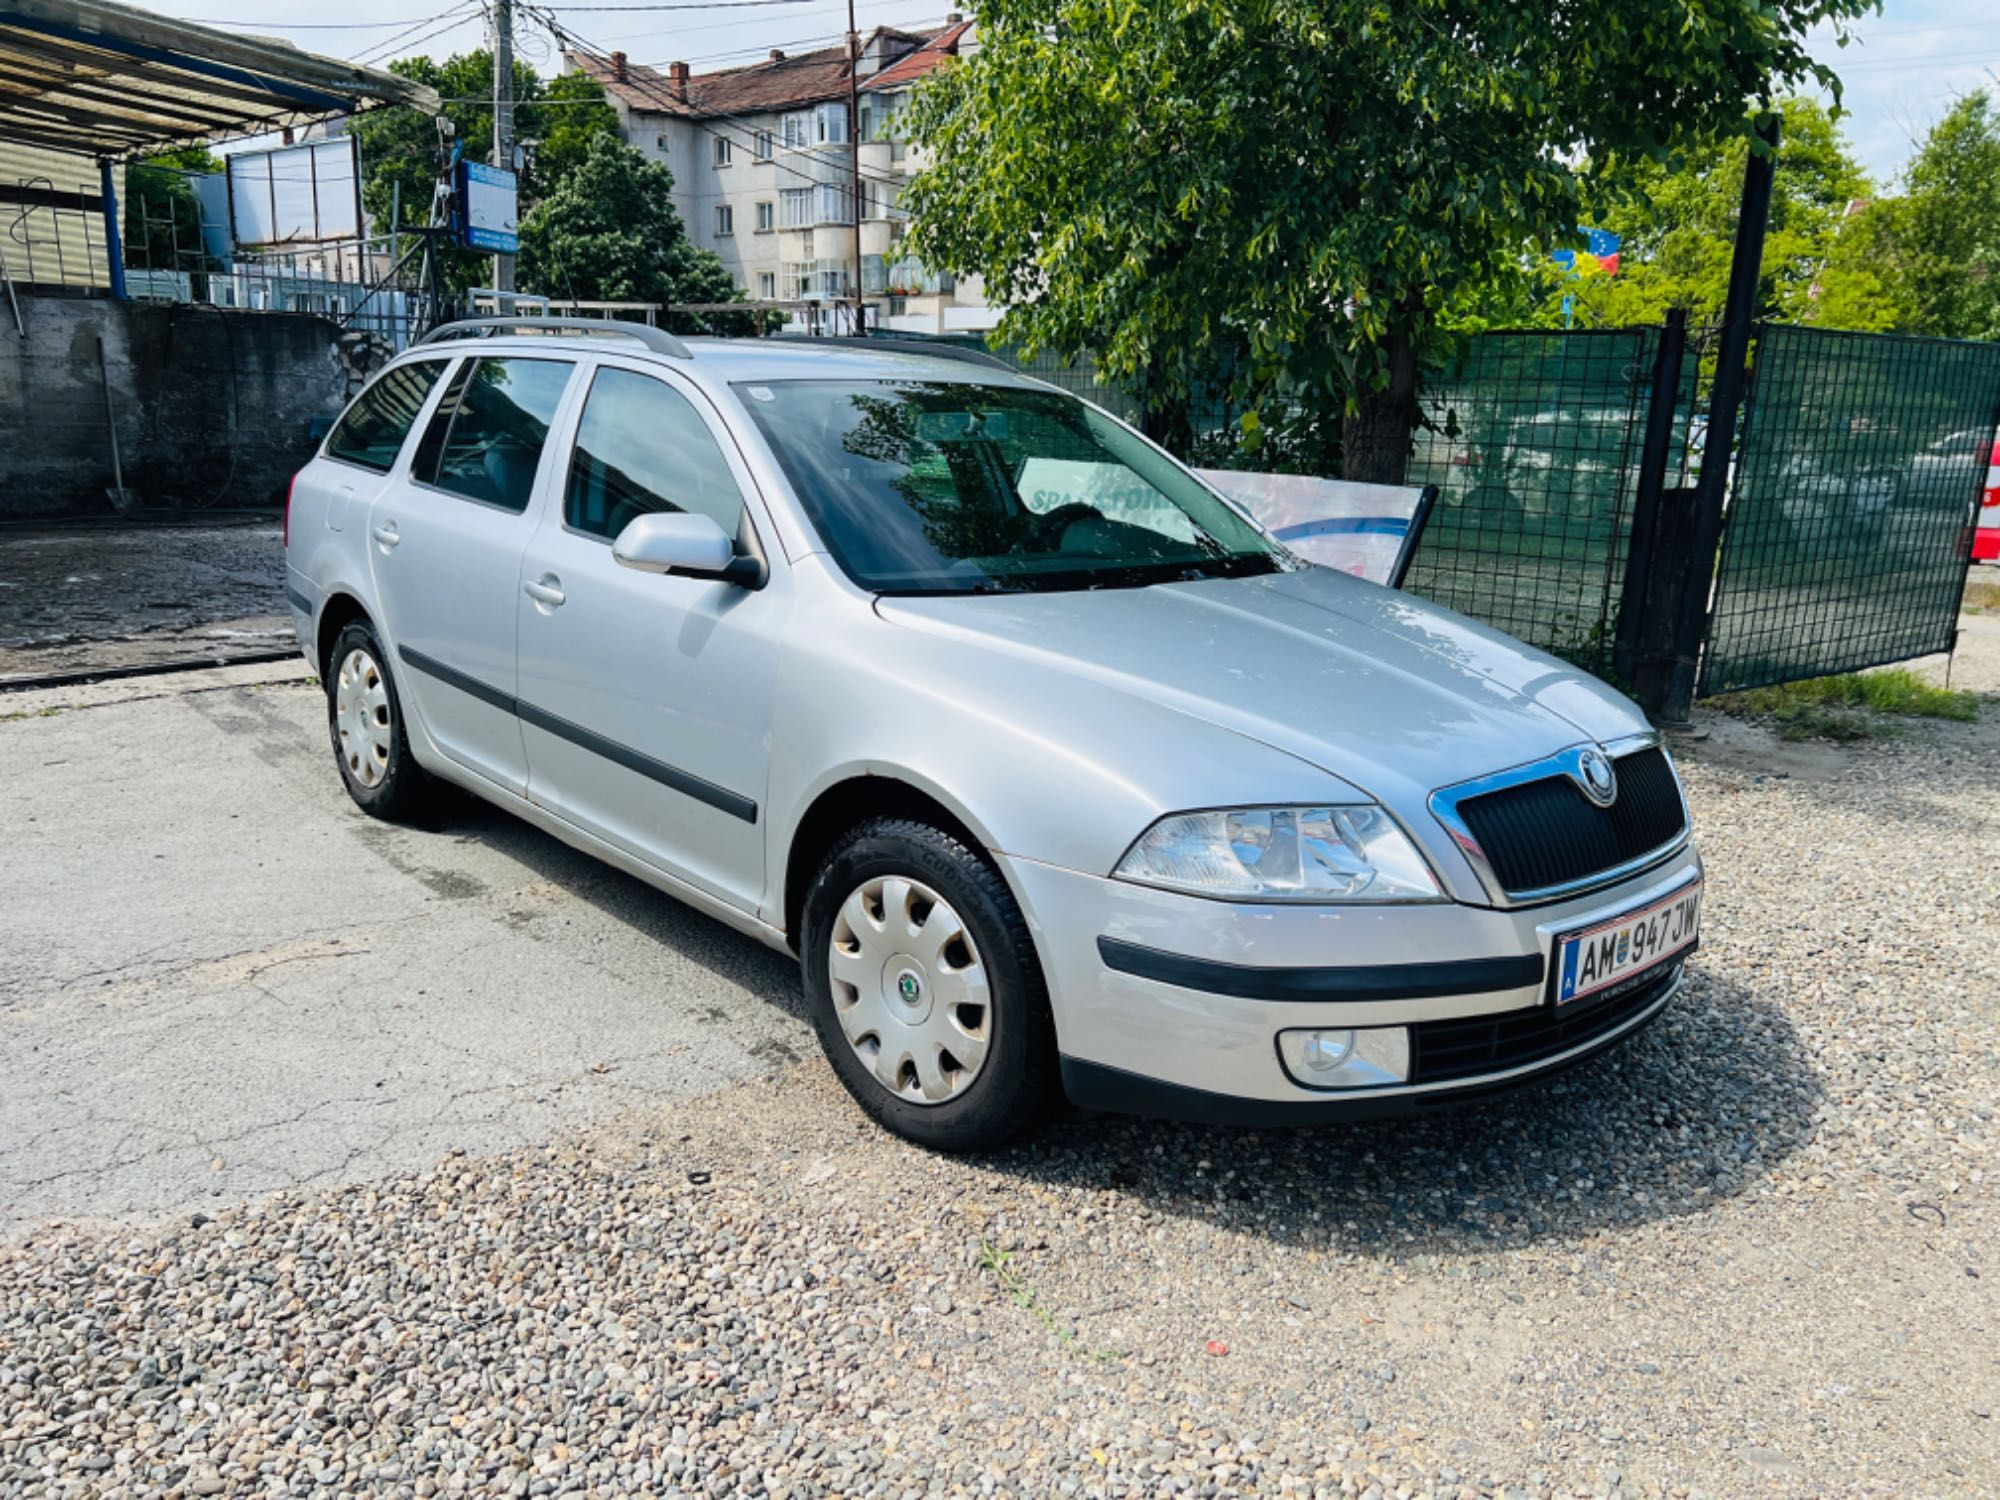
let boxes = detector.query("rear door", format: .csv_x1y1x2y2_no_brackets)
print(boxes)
366,354,580,795
513,358,789,913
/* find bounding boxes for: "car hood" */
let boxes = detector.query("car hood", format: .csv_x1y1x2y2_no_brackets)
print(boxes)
875,566,1647,812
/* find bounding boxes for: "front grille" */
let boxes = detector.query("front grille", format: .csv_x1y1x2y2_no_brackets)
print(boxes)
1408,961,1682,1085
1456,747,1685,897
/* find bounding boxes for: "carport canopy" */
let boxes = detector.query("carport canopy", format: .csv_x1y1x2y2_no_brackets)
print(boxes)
0,0,438,159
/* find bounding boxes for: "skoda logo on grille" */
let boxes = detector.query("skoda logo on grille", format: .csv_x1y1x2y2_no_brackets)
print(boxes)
1575,747,1619,808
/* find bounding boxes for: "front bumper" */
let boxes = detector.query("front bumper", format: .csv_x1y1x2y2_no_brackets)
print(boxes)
1001,844,1702,1120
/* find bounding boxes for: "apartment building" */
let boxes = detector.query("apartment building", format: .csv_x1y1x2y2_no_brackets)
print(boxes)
565,19,996,334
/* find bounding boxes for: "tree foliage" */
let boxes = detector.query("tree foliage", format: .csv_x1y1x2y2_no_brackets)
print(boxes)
1519,97,1886,332
1829,91,2000,343
517,135,765,333
903,0,1872,480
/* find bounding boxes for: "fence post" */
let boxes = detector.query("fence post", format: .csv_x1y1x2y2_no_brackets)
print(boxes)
1616,309,1689,688
1648,112,1779,725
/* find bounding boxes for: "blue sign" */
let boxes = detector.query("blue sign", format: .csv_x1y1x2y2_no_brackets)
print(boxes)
456,160,519,253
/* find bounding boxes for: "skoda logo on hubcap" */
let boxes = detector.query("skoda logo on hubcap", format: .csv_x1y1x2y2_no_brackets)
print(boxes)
897,971,923,1004
1576,747,1619,808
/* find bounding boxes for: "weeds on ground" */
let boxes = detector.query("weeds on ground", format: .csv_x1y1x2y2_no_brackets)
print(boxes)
976,1241,1124,1362
1964,578,2000,616
1710,667,1980,742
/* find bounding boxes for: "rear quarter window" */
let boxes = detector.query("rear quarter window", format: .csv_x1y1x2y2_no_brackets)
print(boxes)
324,361,450,473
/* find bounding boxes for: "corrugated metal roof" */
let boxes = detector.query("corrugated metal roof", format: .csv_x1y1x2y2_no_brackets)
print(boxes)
0,0,439,160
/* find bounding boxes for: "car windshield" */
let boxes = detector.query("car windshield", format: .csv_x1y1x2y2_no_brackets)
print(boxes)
734,378,1288,594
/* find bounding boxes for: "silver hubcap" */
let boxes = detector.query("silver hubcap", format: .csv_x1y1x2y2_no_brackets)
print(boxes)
828,875,992,1105
334,646,393,789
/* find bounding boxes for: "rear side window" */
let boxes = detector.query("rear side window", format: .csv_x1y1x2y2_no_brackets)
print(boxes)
323,361,446,472
411,357,574,513
564,367,747,540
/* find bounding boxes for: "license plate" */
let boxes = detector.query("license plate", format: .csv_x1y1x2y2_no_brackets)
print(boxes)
1554,880,1702,1006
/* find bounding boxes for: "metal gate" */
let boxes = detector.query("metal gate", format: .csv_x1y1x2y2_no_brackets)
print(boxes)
1698,325,2000,695
1404,329,1691,669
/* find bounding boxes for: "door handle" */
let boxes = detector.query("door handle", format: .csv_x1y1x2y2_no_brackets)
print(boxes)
523,575,566,608
370,521,400,549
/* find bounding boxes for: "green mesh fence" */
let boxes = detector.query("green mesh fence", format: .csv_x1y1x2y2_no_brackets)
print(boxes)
1698,325,2000,696
1404,329,1691,669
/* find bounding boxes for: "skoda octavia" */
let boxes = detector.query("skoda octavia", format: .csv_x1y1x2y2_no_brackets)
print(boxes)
286,321,1701,1151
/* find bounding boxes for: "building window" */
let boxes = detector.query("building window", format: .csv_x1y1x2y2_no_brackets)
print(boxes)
782,259,852,301
814,103,847,144
715,205,734,236
713,135,732,166
754,130,773,160
656,133,669,153
780,111,810,150
757,271,775,300
779,187,811,229
755,200,774,233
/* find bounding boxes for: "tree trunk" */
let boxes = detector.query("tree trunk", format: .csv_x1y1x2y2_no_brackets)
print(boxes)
1341,324,1421,486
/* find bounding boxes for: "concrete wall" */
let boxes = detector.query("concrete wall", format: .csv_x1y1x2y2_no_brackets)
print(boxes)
0,291,356,517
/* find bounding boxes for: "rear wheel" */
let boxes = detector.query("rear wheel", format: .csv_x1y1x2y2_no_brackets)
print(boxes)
801,818,1057,1151
326,619,429,821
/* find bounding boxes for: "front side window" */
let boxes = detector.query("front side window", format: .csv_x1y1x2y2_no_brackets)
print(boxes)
736,380,1284,594
565,368,748,540
412,357,574,513
324,360,447,472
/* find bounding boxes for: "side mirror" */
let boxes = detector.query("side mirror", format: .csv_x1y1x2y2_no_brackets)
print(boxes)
612,511,764,587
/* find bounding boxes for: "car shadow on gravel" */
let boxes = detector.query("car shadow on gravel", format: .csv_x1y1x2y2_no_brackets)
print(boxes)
994,969,1822,1255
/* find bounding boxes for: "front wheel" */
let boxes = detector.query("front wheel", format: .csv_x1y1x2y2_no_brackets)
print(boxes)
800,818,1057,1152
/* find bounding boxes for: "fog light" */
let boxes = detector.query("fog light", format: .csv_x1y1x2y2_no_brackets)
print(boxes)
1276,1026,1410,1091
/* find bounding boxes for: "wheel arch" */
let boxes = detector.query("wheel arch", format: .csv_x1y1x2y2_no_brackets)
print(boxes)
315,591,373,676
780,771,1013,953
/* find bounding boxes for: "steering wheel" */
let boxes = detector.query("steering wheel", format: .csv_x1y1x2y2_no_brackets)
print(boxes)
1024,502,1101,551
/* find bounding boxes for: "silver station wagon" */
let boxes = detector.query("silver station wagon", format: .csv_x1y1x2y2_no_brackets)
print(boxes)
286,319,1702,1151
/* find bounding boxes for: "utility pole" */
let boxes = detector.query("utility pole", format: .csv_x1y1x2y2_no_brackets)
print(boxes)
846,0,865,335
491,0,516,297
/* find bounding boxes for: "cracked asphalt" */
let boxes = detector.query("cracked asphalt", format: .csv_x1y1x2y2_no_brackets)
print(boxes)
0,667,810,1233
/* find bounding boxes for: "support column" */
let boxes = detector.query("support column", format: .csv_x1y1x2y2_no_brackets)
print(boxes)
99,160,127,301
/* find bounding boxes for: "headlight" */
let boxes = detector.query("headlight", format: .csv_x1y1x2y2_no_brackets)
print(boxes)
1113,805,1443,902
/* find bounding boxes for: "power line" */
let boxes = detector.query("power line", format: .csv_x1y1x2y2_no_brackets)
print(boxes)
351,4,485,64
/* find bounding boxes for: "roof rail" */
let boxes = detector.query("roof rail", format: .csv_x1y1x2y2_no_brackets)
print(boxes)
768,334,1017,373
418,317,693,360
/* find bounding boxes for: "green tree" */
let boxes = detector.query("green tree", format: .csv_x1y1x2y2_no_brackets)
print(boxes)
1524,96,1889,332
123,146,224,282
1831,91,2000,341
902,0,1871,481
517,135,765,333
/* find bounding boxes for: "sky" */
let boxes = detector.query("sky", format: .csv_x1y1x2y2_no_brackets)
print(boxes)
149,0,1998,188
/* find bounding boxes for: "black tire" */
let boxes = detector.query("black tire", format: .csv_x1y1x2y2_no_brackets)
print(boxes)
800,817,1058,1152
325,619,430,821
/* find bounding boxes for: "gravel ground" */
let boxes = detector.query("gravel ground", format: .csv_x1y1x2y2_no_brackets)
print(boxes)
2,638,1996,1498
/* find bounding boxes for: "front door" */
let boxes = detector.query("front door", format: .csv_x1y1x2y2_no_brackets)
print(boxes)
514,359,789,914
367,354,578,796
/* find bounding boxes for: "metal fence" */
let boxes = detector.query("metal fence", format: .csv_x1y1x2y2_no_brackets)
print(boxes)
1403,329,1694,669
1699,325,2000,695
